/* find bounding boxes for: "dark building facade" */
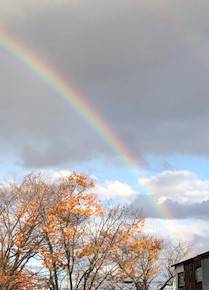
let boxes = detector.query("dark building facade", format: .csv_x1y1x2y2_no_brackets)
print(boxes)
173,251,209,290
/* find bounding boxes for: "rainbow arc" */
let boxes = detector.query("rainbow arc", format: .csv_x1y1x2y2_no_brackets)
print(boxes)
0,29,184,241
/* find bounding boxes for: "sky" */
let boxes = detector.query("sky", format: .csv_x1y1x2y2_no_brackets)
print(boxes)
0,0,209,253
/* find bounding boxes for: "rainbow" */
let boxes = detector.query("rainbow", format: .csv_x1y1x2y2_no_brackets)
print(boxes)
0,29,138,171
0,29,184,241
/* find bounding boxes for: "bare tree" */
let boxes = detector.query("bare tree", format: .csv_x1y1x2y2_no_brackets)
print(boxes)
157,241,190,290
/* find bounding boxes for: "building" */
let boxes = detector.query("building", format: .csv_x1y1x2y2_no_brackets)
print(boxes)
172,251,209,290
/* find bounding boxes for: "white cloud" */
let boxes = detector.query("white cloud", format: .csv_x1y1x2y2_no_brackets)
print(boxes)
95,180,136,201
48,170,72,180
145,218,209,253
139,170,209,204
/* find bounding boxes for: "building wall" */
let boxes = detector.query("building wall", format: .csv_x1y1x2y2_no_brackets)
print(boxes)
185,257,203,290
174,264,184,290
202,257,209,290
174,253,209,290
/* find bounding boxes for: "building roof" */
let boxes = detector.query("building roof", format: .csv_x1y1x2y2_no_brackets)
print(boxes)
172,250,209,267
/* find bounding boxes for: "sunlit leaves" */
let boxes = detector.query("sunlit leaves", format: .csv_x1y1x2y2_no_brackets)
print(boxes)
0,172,164,290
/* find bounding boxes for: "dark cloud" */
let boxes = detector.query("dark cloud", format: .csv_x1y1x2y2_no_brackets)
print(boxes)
0,52,111,167
1,0,209,166
132,195,209,220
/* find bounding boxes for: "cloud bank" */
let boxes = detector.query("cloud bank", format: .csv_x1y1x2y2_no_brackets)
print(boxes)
0,0,209,166
131,170,209,219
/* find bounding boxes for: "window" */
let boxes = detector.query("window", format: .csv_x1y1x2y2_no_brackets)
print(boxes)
178,272,185,287
195,267,202,283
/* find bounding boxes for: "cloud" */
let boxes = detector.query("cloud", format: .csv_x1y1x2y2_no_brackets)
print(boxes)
139,170,209,204
95,180,136,201
93,170,209,218
125,170,209,220
1,1,209,166
162,199,209,220
145,218,209,253
132,194,209,220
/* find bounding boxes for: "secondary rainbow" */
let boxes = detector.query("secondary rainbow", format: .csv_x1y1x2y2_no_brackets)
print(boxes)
0,29,184,241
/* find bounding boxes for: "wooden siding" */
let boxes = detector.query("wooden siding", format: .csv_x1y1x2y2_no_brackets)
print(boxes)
183,258,202,290
202,257,209,290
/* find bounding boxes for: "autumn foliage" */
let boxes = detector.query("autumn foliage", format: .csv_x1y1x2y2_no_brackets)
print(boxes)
0,173,163,290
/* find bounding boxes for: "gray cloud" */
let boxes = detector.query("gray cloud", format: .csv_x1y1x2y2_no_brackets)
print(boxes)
0,54,111,167
132,195,209,220
133,170,209,219
1,0,209,167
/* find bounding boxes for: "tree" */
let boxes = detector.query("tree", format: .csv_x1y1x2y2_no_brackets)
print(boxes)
36,173,102,290
33,173,145,290
73,206,144,290
0,176,44,290
114,230,162,290
157,241,190,290
0,172,183,290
